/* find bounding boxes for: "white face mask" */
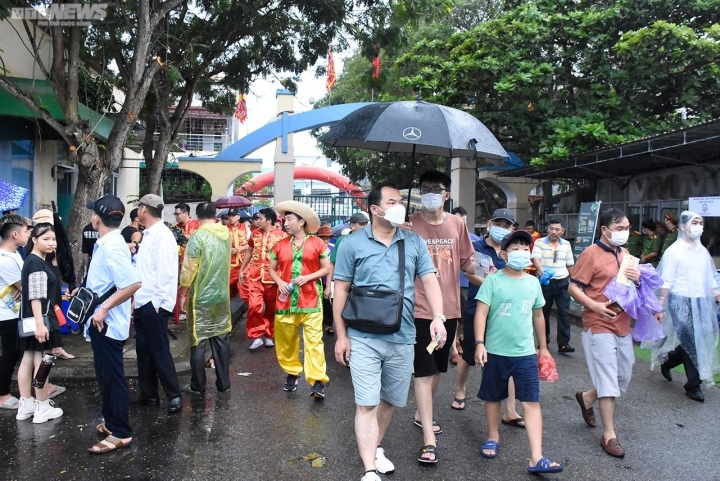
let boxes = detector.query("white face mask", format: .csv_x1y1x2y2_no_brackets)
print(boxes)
376,204,406,227
688,225,703,240
420,193,444,212
605,228,629,246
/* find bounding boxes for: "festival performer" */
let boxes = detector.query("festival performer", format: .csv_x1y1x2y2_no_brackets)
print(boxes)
239,208,287,351
269,201,331,398
226,209,250,299
654,211,720,403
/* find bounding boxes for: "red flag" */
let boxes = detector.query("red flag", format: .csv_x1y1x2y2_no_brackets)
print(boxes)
372,55,380,80
234,93,247,123
326,49,337,91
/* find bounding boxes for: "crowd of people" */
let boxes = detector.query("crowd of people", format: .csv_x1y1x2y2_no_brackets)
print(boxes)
0,175,718,477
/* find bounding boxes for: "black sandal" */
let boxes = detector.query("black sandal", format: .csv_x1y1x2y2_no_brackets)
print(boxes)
417,444,438,464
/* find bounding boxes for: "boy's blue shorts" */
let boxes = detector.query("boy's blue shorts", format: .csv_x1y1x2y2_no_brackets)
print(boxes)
478,353,540,403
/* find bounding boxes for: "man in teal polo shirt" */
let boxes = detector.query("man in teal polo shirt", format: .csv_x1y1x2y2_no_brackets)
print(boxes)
333,183,445,481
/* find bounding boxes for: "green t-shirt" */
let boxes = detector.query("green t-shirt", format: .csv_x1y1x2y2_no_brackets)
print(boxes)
476,270,545,357
329,235,347,263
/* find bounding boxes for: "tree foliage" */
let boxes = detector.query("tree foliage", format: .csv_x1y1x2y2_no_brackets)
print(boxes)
398,0,720,167
313,0,503,187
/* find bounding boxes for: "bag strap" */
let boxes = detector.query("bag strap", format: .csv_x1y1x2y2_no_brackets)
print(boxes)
397,239,405,321
96,286,117,304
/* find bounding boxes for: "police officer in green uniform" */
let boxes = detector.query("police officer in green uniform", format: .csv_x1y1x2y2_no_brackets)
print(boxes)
626,224,644,258
661,212,679,256
640,219,662,267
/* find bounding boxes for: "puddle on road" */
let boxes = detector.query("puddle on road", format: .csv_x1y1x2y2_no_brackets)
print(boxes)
286,451,326,468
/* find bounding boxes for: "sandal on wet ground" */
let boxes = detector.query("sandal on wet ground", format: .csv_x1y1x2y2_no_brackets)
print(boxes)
480,440,500,459
450,397,466,410
52,348,76,360
501,417,525,429
96,423,112,436
88,435,132,454
0,396,19,409
413,418,443,434
417,444,438,464
527,457,563,474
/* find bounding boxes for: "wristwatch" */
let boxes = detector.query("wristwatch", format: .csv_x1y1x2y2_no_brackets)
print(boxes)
475,340,485,346
432,313,446,322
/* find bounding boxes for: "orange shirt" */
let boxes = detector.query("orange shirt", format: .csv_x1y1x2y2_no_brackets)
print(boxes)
246,228,287,283
270,235,328,314
227,223,249,268
570,242,631,336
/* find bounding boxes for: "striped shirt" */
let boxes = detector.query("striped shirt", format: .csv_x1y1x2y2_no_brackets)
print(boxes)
531,236,574,279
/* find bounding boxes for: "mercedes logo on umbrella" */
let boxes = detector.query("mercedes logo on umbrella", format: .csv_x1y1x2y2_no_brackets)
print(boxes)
402,127,422,141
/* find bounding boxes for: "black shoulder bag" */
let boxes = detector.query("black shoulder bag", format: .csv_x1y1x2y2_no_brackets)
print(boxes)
341,239,405,334
66,282,116,325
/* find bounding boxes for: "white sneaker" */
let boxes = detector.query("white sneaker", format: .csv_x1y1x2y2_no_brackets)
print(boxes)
32,399,63,424
263,337,274,348
360,470,381,481
16,397,36,421
249,338,264,351
375,447,395,474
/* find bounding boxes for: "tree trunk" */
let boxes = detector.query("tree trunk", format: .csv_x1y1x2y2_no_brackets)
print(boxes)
542,179,553,224
66,154,107,283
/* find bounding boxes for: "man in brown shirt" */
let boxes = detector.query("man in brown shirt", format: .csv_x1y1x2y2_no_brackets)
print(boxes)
568,208,641,459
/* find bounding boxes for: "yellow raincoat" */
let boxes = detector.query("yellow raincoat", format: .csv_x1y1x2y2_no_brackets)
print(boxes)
180,222,232,346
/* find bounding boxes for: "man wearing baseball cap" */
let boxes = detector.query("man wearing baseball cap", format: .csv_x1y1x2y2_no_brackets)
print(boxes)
84,194,141,453
133,194,183,413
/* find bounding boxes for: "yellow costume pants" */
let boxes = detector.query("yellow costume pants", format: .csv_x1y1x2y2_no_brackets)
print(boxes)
274,311,329,385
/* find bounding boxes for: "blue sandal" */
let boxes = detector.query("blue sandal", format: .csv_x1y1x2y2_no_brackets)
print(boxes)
527,457,563,474
480,440,500,459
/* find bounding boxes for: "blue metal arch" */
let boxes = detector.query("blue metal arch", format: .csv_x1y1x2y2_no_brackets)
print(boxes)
178,102,374,162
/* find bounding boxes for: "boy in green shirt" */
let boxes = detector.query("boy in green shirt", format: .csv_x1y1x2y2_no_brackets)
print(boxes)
474,230,563,475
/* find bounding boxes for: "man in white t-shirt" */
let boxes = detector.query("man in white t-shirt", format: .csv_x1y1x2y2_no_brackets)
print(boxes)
0,215,32,409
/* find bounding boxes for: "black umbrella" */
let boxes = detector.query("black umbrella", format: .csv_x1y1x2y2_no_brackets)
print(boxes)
320,100,508,212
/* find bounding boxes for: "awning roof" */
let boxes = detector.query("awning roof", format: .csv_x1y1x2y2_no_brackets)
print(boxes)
502,118,720,181
0,77,114,142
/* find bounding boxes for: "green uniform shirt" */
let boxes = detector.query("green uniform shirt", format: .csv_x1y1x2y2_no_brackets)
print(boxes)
625,231,644,258
661,229,678,255
642,234,662,267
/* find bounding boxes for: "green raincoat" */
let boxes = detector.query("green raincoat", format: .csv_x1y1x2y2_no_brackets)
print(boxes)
180,222,232,346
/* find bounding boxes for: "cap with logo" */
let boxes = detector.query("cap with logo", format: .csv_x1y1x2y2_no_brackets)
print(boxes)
228,208,240,216
86,194,125,221
501,230,532,251
490,208,515,223
138,194,164,210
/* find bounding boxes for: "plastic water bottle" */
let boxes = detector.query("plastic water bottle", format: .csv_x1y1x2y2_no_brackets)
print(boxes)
539,268,556,285
32,354,56,388
278,280,295,302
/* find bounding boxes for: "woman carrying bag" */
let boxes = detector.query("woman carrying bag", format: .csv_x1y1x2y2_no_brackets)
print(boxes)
16,222,63,423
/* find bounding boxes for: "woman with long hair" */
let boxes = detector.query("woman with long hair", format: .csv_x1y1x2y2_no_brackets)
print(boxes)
15,222,63,423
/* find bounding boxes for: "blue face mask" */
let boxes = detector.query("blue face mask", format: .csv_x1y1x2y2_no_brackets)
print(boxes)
489,225,511,243
506,251,531,271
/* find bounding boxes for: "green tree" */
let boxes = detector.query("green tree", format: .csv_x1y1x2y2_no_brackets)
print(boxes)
398,0,720,167
313,0,509,187
0,0,184,279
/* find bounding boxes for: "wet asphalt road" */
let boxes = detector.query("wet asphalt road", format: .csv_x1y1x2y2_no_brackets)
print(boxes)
2,323,720,481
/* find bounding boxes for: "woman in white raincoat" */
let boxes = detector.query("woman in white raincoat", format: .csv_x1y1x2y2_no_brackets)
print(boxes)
653,211,720,402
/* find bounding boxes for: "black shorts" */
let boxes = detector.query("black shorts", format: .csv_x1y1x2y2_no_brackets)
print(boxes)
413,318,458,377
461,312,478,366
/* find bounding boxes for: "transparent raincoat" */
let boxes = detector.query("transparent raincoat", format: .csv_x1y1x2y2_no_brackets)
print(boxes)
180,222,232,346
651,211,720,384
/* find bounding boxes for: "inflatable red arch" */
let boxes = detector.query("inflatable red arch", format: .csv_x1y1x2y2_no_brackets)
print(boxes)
235,166,366,198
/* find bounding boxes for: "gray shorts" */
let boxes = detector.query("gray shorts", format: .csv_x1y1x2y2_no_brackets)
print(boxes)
348,335,414,407
581,329,635,398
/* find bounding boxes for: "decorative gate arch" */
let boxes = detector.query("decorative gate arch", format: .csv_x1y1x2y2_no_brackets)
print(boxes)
235,166,365,198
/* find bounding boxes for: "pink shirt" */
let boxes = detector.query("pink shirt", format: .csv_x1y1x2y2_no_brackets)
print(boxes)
411,212,475,319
